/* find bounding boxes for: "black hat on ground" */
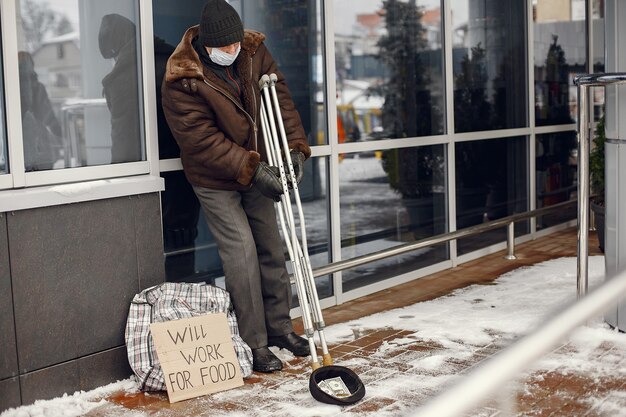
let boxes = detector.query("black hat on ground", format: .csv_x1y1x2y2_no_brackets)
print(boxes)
198,0,244,47
309,365,366,406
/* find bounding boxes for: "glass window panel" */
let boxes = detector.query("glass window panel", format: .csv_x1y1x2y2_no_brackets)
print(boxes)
0,26,7,175
281,157,332,301
533,0,587,126
452,0,528,132
152,1,201,160
333,0,445,142
456,136,529,255
0,129,5,174
153,1,217,284
536,131,577,230
340,147,449,292
161,170,206,282
16,0,145,172
592,0,605,121
244,0,326,147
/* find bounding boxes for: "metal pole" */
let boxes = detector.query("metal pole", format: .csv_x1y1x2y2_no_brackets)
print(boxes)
311,200,577,279
573,74,626,299
504,222,516,260
577,84,590,299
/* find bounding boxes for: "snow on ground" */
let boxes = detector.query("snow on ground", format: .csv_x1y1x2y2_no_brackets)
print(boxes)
3,256,626,417
324,256,608,351
0,379,139,417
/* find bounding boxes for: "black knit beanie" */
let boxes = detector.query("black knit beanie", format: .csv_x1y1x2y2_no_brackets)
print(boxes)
198,0,244,47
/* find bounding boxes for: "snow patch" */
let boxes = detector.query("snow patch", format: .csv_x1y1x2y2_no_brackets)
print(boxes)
4,256,626,417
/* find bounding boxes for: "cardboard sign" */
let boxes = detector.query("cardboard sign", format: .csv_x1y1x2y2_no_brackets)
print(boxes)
150,313,243,403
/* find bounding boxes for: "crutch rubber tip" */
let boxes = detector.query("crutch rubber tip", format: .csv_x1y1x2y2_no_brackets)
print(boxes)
311,361,321,371
322,354,333,366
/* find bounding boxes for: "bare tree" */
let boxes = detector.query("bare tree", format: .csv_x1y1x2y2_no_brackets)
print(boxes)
21,0,73,52
55,15,74,36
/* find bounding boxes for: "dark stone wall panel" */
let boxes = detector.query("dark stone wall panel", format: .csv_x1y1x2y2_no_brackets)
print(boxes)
0,214,18,380
133,194,165,290
78,346,132,392
8,195,162,372
19,360,79,406
16,347,133,408
0,377,21,412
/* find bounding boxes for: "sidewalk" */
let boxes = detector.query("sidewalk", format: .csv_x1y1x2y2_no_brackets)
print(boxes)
84,228,623,417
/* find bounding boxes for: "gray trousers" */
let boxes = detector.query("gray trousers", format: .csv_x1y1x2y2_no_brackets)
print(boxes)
193,185,294,349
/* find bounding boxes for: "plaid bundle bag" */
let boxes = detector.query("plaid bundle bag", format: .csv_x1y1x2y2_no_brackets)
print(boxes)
125,282,253,391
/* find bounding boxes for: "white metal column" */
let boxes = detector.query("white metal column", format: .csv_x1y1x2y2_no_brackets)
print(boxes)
604,0,626,331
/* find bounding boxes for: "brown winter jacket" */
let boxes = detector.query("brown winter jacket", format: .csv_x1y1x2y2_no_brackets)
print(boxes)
162,26,311,190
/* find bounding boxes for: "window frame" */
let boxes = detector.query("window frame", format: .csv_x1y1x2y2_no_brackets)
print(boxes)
0,0,163,205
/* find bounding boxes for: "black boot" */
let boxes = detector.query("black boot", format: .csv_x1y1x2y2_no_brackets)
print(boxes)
268,332,310,357
252,347,283,373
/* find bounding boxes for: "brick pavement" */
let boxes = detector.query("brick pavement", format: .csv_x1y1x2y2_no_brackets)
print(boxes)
85,228,622,416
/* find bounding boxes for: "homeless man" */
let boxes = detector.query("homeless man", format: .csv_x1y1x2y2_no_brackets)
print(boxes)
161,0,311,373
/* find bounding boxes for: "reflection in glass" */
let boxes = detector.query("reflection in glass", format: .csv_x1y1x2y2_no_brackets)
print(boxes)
0,32,7,174
0,125,5,173
153,1,212,285
340,147,448,292
536,132,577,230
280,157,332,300
152,0,201,160
16,0,144,171
161,170,203,282
250,0,325,147
533,0,586,126
592,0,605,120
456,136,528,255
19,51,63,170
333,0,444,142
452,0,527,132
0,134,4,173
98,13,143,163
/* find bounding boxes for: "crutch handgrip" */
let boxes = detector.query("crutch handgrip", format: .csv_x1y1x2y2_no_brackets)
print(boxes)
269,73,278,86
259,74,270,89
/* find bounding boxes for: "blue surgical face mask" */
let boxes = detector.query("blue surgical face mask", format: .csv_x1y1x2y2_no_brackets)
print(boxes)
208,44,241,66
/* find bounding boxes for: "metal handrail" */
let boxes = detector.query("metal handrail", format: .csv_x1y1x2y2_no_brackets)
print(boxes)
414,266,626,417
409,71,626,417
574,72,626,86
311,199,576,278
574,72,626,298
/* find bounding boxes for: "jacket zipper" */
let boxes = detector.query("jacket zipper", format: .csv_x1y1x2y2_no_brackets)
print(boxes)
203,78,258,151
250,57,258,150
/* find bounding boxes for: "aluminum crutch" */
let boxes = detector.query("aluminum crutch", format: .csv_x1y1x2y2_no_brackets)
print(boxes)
259,77,321,369
258,75,321,370
265,73,333,366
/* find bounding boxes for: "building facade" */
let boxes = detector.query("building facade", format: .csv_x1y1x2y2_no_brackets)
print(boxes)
0,0,606,409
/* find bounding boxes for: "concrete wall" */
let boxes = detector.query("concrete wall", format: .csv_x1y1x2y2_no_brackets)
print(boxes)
0,193,164,410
